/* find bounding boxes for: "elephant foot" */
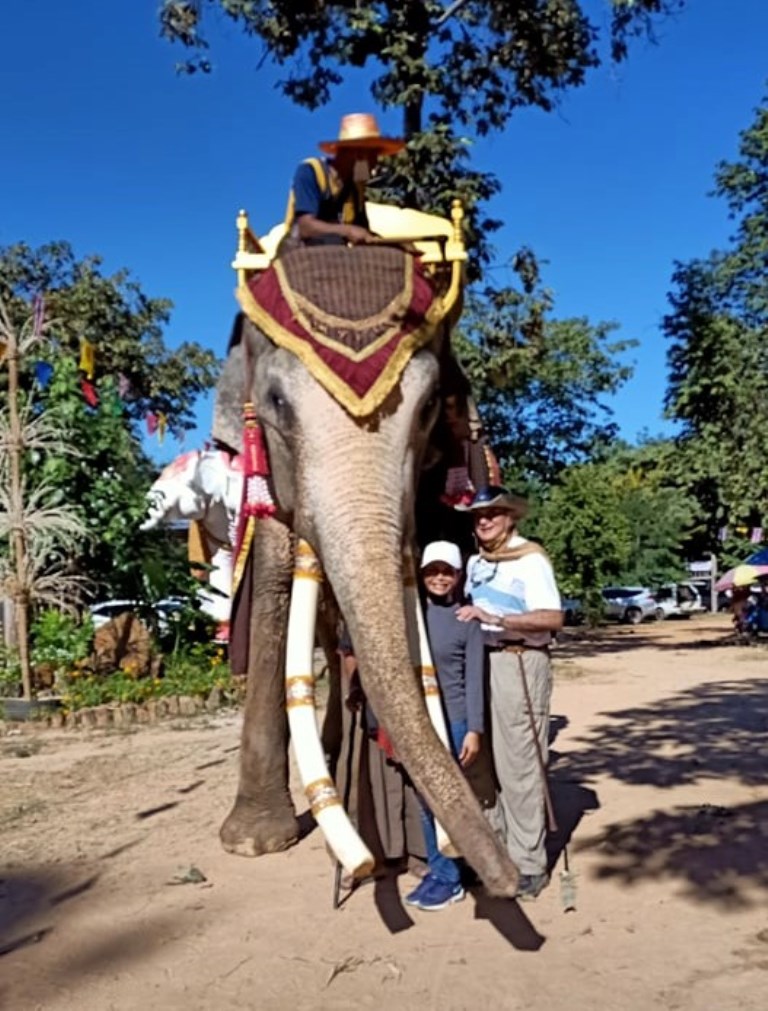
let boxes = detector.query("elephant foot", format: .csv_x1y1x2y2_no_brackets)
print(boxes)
220,798,299,857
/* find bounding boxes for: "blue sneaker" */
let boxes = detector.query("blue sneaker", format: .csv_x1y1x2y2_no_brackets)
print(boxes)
415,876,465,911
404,874,434,907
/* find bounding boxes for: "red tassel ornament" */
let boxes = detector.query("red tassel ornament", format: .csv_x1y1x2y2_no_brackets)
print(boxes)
242,402,276,518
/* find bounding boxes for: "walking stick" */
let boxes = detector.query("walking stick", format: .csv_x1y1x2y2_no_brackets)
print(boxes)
332,704,359,910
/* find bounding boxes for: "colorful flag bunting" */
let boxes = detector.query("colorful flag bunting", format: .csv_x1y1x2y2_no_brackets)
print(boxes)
751,527,764,544
146,412,158,436
34,361,54,387
118,373,131,399
81,378,99,407
717,526,729,542
157,412,168,445
79,338,95,379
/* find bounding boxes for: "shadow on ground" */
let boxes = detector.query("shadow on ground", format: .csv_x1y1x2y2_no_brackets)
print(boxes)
554,678,768,789
555,618,768,659
554,677,768,907
574,799,768,909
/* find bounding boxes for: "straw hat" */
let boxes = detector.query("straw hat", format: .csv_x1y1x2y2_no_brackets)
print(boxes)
319,113,405,156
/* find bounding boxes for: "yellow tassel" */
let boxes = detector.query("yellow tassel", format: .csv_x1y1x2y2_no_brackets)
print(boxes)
79,338,95,379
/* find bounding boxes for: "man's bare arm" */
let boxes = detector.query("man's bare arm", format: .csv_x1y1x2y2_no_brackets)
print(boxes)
297,214,371,244
456,605,563,634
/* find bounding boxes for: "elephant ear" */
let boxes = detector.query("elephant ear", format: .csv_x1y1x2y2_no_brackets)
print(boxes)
212,315,249,454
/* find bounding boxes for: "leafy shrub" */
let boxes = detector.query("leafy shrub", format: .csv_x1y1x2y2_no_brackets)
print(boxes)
0,646,22,698
30,610,94,681
60,642,232,712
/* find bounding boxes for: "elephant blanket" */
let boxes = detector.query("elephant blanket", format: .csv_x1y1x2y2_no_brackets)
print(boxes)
236,245,442,417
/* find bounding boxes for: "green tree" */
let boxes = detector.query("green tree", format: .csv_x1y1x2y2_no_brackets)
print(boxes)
664,93,768,551
0,242,218,435
532,440,694,618
608,439,696,586
454,252,635,486
535,461,632,618
34,356,191,603
0,244,218,604
159,0,685,271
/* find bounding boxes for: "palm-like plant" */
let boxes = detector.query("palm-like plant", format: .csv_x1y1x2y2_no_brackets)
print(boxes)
0,296,90,698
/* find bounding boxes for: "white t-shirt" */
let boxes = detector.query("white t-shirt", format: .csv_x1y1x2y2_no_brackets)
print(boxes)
465,535,561,647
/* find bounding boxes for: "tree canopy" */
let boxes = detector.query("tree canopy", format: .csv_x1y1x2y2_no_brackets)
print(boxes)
0,242,218,436
663,92,768,551
0,244,218,604
159,0,686,270
454,252,636,486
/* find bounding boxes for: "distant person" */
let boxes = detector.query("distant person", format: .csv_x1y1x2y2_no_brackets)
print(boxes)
279,113,404,252
456,486,563,901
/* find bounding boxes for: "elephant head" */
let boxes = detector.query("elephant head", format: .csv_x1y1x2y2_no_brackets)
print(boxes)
215,245,519,898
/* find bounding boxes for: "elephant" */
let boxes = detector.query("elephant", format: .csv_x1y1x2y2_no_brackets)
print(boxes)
213,240,519,899
141,449,244,636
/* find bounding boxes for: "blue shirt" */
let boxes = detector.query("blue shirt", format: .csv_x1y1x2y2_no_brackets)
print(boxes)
425,598,485,733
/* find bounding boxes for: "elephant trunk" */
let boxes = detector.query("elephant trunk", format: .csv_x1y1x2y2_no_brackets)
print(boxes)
315,500,519,899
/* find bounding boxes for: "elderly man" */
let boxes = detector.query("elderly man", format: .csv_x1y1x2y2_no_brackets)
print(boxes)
456,485,563,900
281,112,404,250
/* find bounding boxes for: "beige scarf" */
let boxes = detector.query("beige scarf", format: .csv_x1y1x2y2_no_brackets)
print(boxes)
479,533,550,565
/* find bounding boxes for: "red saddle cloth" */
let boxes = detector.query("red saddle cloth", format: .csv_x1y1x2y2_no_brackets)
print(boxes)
237,245,440,417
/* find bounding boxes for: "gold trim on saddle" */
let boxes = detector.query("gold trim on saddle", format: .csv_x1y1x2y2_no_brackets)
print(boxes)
237,281,439,418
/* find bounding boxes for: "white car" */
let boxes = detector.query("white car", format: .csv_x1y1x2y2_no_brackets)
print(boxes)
601,587,658,624
653,582,707,620
89,598,189,631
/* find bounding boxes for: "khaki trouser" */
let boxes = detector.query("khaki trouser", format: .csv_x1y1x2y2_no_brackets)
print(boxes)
486,648,552,876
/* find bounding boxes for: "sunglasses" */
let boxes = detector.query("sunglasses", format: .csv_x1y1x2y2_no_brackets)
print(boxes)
473,507,509,522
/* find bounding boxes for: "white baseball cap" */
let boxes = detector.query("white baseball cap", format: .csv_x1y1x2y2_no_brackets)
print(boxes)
420,541,462,571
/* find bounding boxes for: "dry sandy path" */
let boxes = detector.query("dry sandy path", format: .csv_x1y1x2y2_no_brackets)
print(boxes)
2,616,767,1010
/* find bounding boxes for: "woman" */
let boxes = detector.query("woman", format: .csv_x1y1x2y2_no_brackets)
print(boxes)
405,540,485,912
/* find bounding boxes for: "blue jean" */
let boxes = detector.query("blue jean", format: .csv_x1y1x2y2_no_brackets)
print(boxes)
419,719,467,886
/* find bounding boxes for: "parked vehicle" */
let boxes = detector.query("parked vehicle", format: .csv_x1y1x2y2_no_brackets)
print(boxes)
561,596,584,625
89,597,189,632
653,582,707,620
601,587,658,625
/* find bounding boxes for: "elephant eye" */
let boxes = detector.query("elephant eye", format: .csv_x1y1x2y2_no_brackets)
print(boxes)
267,386,287,412
265,384,293,428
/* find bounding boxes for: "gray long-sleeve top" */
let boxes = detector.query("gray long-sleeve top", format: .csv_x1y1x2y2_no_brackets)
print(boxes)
425,597,485,734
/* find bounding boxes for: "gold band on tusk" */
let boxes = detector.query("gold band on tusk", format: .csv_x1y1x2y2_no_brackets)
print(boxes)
305,777,341,817
286,676,316,709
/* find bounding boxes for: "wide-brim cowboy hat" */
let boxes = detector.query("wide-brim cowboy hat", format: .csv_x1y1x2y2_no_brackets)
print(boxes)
455,485,529,516
319,113,405,156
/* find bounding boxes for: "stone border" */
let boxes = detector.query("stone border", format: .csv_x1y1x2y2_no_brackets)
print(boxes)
7,681,248,731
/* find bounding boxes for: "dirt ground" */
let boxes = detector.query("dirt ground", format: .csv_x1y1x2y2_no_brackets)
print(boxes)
2,615,767,1011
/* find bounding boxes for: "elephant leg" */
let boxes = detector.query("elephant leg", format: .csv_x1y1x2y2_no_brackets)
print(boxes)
220,517,298,856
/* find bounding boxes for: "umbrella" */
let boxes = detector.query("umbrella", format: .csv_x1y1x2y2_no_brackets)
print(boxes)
716,561,768,592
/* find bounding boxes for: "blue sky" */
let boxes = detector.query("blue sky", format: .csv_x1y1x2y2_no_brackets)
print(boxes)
2,1,766,462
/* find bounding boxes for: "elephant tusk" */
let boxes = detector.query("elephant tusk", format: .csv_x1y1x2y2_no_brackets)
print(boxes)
285,539,375,879
403,552,460,859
